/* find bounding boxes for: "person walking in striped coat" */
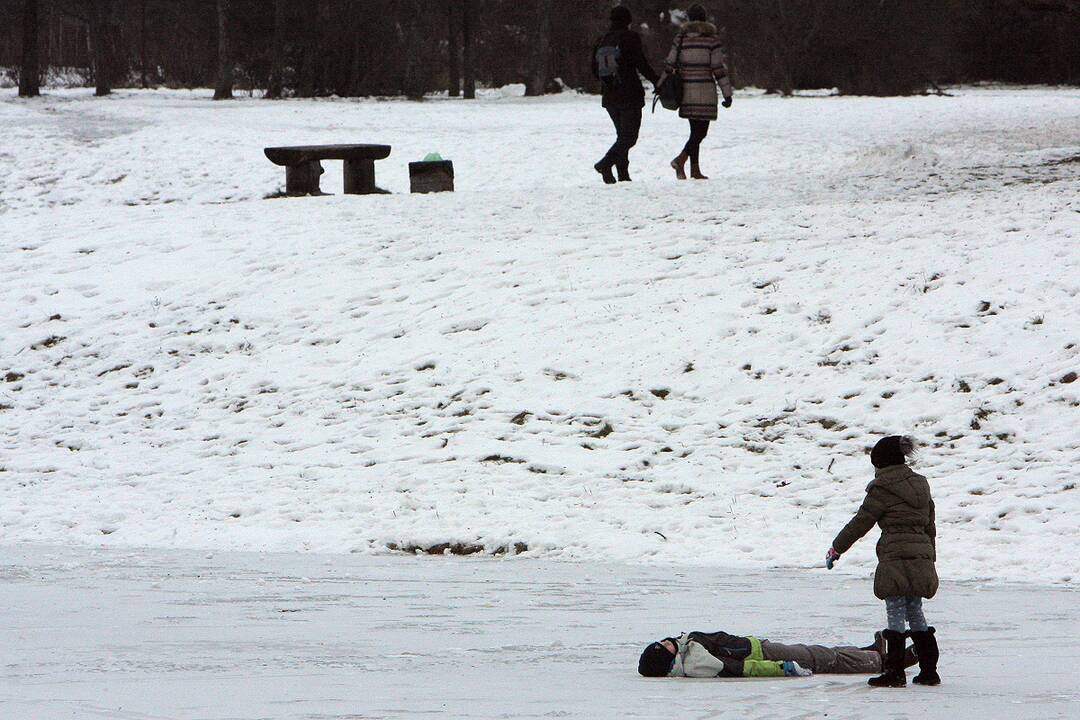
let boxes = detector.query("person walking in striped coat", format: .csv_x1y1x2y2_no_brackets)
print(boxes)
665,5,733,180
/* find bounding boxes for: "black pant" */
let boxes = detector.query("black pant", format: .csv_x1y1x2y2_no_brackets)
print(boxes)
601,106,642,171
682,119,711,163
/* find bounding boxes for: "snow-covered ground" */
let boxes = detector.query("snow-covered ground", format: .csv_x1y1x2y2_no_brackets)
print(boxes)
2,545,1079,720
1,87,1079,591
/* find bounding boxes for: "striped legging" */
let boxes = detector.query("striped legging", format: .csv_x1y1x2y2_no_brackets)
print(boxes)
885,596,928,632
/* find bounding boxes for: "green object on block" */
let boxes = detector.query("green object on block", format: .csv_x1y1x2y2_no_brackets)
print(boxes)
423,152,444,162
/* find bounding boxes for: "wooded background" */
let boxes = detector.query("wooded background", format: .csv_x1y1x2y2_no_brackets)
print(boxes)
4,0,1079,99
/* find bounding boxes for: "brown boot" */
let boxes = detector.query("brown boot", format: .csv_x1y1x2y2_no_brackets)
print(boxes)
690,161,708,180
670,153,688,180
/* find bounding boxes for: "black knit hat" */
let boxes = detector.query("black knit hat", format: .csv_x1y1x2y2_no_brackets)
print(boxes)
638,641,676,677
871,435,914,469
610,5,632,26
687,4,708,22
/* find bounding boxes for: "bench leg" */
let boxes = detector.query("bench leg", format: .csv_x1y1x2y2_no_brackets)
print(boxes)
285,160,323,196
343,159,378,195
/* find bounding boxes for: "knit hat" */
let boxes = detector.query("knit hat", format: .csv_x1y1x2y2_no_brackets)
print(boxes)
638,641,676,677
687,4,708,22
871,435,914,469
610,5,632,26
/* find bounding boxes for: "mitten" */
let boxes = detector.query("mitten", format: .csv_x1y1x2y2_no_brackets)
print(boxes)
783,660,812,677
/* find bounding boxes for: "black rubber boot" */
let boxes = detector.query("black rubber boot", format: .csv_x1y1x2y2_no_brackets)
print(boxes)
910,628,941,686
594,160,616,185
868,630,907,688
616,163,632,182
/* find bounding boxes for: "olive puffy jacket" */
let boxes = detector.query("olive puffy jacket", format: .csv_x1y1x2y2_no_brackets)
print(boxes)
832,464,939,600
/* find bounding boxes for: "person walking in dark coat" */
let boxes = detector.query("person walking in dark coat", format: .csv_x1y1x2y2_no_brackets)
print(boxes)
591,5,659,184
664,4,733,180
826,436,942,689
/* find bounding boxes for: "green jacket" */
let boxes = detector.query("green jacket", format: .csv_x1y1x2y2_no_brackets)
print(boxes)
833,464,939,600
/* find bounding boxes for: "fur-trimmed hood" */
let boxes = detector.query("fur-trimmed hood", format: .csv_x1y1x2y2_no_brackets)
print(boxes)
683,20,717,36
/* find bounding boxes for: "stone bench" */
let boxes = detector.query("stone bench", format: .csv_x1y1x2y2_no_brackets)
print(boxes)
264,144,392,196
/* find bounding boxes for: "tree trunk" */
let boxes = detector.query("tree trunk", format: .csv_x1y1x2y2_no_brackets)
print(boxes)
214,0,233,99
19,0,41,98
462,0,475,99
653,0,676,58
266,0,286,98
140,0,148,88
447,0,460,96
90,0,112,96
349,9,364,96
402,1,424,98
525,0,553,96
298,0,320,97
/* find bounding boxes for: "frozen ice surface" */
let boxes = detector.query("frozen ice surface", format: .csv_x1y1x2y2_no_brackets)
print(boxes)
1,545,1078,720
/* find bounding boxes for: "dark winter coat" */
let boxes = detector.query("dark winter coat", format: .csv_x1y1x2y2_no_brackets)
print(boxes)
663,21,733,121
833,464,939,600
591,26,660,109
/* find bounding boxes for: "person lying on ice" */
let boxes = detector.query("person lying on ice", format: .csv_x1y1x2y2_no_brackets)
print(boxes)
638,630,908,678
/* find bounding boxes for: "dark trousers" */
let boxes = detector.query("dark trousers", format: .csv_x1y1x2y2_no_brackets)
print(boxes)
682,119,711,163
600,106,642,171
761,640,882,674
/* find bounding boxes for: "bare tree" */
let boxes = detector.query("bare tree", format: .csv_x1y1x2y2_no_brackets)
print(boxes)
297,0,321,97
89,0,112,96
4,0,1074,101
447,0,460,96
265,0,286,97
462,0,475,98
19,0,41,97
347,0,366,95
139,0,148,88
525,0,553,96
399,0,423,98
1020,0,1080,14
213,0,233,99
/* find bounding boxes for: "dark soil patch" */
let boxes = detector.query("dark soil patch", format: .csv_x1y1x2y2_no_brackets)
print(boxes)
386,541,528,556
32,336,65,350
590,422,614,438
480,455,525,464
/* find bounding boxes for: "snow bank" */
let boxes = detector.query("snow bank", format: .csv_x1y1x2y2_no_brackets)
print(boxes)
1,87,1078,586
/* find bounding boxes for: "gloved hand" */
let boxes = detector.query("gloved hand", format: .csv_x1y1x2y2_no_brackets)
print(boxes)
825,547,841,570
783,660,813,677
722,97,733,108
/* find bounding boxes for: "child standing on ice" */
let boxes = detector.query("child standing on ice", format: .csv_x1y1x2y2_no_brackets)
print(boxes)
825,436,941,688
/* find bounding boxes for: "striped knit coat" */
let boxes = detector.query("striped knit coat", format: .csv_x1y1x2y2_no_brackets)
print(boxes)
664,21,733,121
